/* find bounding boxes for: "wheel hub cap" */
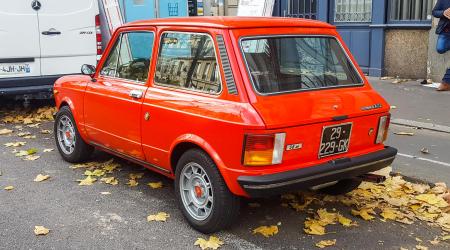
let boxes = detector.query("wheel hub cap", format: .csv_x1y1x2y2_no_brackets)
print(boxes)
57,115,76,155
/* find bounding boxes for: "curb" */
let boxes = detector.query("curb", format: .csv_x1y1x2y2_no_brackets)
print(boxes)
390,172,435,187
391,118,450,134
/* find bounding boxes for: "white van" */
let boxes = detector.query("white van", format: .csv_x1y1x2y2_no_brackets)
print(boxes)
0,0,101,101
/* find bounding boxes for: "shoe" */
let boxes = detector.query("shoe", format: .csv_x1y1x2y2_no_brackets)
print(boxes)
437,83,450,91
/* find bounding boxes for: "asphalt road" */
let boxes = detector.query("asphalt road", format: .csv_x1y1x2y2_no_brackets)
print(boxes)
1,105,450,249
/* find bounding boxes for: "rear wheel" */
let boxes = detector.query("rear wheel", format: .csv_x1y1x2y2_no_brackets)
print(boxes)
54,106,94,163
319,178,362,195
175,149,240,233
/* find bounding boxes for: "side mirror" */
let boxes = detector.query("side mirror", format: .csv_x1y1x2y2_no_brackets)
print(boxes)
81,64,96,77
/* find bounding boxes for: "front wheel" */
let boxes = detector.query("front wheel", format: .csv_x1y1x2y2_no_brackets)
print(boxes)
54,106,94,163
175,149,240,233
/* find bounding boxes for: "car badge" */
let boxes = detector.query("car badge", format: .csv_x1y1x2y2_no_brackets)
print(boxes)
361,103,382,111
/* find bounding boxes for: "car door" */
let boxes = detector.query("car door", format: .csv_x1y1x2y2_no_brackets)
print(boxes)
0,1,41,79
38,0,99,76
84,28,155,160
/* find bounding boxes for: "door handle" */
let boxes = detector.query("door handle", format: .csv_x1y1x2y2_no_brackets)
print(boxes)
129,90,143,99
42,30,61,35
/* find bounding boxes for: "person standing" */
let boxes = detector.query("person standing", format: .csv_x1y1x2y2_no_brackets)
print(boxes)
433,0,450,91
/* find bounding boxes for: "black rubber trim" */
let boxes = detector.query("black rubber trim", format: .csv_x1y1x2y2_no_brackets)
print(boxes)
0,75,65,95
237,146,397,197
332,115,348,121
0,58,35,63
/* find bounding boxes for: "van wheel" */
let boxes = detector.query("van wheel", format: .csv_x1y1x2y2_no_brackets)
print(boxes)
54,106,94,163
175,149,240,233
319,178,362,195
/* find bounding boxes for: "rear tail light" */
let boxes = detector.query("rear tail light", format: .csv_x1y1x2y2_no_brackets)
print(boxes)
95,14,102,62
243,133,286,166
375,114,390,144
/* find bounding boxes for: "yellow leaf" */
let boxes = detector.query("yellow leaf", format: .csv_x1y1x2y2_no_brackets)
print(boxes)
40,129,51,134
102,161,120,173
127,179,139,187
4,186,14,191
337,214,355,227
34,226,50,235
84,169,105,177
147,181,163,189
147,212,169,222
380,208,397,221
317,209,337,225
415,194,449,208
442,235,450,241
415,245,428,250
77,176,97,186
315,239,336,248
252,225,279,237
4,141,26,147
27,123,40,128
194,236,224,250
15,148,37,157
24,155,40,161
100,177,118,185
34,174,50,182
23,118,33,124
129,173,144,180
17,132,31,137
351,208,375,221
0,128,13,135
304,219,326,235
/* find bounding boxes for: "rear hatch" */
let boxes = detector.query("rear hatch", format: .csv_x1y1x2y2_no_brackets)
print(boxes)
240,35,390,166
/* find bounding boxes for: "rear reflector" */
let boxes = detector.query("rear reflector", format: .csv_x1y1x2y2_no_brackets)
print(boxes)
243,133,285,166
95,14,102,62
375,115,390,144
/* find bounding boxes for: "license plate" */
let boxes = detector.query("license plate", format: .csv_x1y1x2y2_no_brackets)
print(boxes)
319,122,352,158
0,63,31,75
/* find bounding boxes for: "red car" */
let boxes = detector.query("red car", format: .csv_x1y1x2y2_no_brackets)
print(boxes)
53,17,397,233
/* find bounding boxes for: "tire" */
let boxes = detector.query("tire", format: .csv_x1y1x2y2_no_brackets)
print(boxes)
54,106,94,163
175,149,240,233
319,178,362,195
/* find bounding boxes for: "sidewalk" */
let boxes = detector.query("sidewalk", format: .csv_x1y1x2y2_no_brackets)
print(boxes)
368,77,450,132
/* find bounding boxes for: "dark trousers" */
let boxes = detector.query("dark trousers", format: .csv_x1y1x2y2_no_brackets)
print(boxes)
437,33,450,84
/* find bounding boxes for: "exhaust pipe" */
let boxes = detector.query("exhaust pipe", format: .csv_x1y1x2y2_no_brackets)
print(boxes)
358,173,386,183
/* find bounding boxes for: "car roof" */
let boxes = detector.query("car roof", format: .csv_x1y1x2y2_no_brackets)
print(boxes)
126,16,334,29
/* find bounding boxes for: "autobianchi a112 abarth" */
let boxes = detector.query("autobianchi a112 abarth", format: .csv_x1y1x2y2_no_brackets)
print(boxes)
53,17,397,233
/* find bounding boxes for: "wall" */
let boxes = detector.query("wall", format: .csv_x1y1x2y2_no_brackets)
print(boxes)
428,17,450,82
225,0,238,16
384,29,429,79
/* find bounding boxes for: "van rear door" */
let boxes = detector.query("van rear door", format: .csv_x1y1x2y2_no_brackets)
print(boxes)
38,0,98,76
0,1,41,79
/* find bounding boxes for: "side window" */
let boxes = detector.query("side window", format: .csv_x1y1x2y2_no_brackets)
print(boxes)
100,31,154,83
154,32,222,94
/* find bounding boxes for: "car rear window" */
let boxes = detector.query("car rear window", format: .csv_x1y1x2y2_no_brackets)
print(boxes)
240,36,363,95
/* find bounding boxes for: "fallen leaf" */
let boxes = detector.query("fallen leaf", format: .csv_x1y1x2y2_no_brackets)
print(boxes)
40,129,51,134
380,208,398,221
194,236,224,250
304,219,326,235
17,132,31,137
415,245,428,250
127,179,139,187
34,174,50,182
23,135,36,139
23,118,33,124
147,212,169,222
15,148,37,157
84,169,105,177
4,186,14,191
252,225,279,237
4,141,25,147
420,147,430,154
248,202,261,208
415,194,448,208
317,209,337,225
351,208,376,221
24,155,40,161
315,239,336,248
147,181,163,189
129,173,144,180
27,123,40,128
394,132,415,136
390,105,397,109
100,177,118,185
0,128,13,135
443,235,450,241
337,214,355,227
43,148,54,153
34,226,50,236
77,175,97,186
100,191,111,195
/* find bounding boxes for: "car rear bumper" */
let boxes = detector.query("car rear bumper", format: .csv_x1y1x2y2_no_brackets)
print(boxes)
0,75,62,95
237,146,397,198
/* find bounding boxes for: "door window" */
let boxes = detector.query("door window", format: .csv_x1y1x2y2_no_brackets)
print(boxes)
100,31,154,83
334,0,372,22
154,32,222,94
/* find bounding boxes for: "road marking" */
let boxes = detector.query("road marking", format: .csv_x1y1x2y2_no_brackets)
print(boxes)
397,153,450,167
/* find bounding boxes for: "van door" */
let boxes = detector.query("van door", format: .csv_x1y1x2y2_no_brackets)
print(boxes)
0,1,41,79
38,0,98,76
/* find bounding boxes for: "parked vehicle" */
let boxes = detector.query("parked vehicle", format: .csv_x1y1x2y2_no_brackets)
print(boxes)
53,17,397,233
0,0,101,103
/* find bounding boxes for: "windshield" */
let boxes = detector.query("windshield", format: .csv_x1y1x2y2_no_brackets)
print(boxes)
240,36,363,94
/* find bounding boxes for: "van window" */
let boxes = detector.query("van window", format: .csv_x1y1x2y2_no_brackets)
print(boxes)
240,36,362,94
154,32,221,94
100,32,154,83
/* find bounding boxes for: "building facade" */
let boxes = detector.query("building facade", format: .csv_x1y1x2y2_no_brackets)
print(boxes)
271,0,434,78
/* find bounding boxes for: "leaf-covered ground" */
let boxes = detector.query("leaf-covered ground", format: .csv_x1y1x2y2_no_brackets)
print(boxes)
1,106,450,249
